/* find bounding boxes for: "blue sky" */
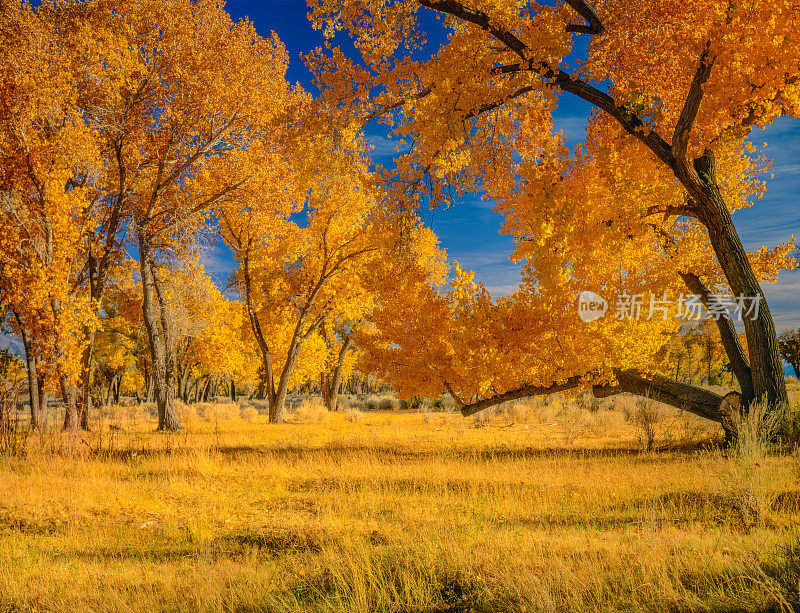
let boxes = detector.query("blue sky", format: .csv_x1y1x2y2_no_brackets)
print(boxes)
209,1,800,332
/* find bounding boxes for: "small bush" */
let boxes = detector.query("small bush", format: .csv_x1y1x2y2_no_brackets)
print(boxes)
378,398,398,411
176,402,199,427
292,399,328,424
735,399,782,461
196,402,239,422
633,398,661,452
344,408,363,423
240,406,258,423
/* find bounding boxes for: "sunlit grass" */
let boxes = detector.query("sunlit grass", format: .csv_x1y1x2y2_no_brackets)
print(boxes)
0,404,798,612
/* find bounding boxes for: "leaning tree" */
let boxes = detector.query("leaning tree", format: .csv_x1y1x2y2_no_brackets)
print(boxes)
308,0,799,434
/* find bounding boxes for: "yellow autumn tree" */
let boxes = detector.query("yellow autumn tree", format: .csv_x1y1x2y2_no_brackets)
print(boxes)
308,0,799,435
71,0,299,430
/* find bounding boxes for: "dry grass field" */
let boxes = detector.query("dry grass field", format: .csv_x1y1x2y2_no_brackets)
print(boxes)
0,396,798,612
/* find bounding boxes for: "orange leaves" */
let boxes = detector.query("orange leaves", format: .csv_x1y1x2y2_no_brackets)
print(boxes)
305,0,799,403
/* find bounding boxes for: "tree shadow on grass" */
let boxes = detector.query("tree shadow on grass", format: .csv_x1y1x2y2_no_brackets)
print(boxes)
96,440,721,465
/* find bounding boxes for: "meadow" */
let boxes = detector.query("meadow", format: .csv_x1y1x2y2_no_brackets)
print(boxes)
0,393,798,613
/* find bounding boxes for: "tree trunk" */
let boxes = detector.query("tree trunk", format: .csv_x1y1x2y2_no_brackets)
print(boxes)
76,329,95,431
325,335,352,411
15,315,41,429
137,227,182,431
105,374,115,408
178,365,191,403
230,379,236,402
272,339,308,423
202,377,211,402
793,363,800,380
60,377,79,432
241,253,281,420
681,152,787,409
145,371,154,403
38,376,48,429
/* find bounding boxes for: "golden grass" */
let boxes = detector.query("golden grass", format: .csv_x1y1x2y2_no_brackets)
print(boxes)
0,403,798,612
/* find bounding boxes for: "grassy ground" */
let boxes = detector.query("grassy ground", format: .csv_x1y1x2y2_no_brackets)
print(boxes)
0,400,798,612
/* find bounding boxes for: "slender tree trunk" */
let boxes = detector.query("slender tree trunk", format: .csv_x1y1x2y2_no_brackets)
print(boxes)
325,335,352,411
202,377,211,402
105,374,115,408
145,371,154,403
320,372,330,408
113,374,121,404
76,329,95,430
137,227,182,431
793,364,800,379
15,314,41,429
241,252,281,420
230,379,236,402
178,365,191,403
38,373,48,428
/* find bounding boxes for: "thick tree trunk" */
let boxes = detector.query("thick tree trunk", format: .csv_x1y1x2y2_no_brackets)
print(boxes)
60,377,79,432
793,364,800,379
680,152,787,409
137,228,182,431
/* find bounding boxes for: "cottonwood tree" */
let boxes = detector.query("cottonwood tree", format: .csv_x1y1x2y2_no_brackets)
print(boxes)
360,129,791,440
0,1,125,429
80,0,295,430
224,136,385,422
779,330,800,380
308,0,799,428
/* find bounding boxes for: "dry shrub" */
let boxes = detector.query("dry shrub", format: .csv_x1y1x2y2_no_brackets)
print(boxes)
378,398,399,411
495,401,535,425
240,406,258,423
333,397,352,412
577,391,601,413
556,403,585,445
176,402,199,427
632,398,662,452
735,399,782,462
344,408,363,423
362,394,383,411
292,398,328,424
196,402,240,422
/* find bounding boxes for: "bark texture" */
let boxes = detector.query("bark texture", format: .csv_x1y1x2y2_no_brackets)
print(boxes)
451,368,739,438
137,227,183,431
